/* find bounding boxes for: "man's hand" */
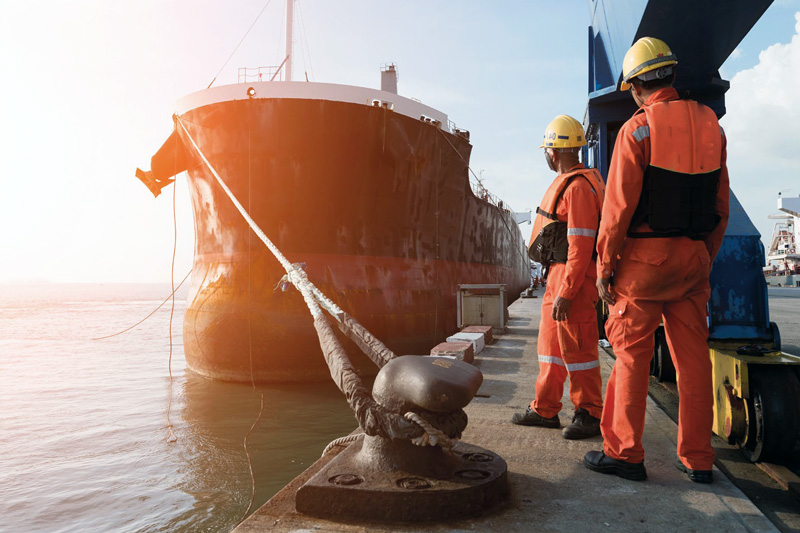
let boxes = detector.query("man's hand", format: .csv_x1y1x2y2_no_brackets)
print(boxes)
552,296,572,321
597,277,616,305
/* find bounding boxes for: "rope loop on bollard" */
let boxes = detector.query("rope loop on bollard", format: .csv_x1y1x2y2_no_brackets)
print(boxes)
404,412,459,450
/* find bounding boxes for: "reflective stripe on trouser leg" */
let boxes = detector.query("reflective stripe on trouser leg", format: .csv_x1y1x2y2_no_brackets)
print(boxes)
601,297,662,463
557,318,603,420
664,288,715,471
533,306,603,419
532,306,566,418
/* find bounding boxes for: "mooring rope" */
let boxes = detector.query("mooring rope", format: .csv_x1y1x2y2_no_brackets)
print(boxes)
176,115,347,329
90,270,192,341
404,412,458,450
321,433,364,458
175,115,456,449
320,411,458,458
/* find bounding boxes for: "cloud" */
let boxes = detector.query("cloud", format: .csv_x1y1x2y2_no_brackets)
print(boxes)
721,11,800,245
725,13,800,163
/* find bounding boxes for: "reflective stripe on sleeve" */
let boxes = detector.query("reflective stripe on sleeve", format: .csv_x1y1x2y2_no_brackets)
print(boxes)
567,228,597,237
631,125,650,142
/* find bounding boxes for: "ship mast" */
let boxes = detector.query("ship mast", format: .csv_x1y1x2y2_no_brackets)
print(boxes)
285,0,293,81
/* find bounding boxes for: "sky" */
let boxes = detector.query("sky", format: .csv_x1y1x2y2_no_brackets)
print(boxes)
1,0,799,283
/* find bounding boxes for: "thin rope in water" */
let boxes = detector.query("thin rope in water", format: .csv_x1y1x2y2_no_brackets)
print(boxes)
165,169,179,444
90,270,191,341
239,392,264,523
238,101,265,526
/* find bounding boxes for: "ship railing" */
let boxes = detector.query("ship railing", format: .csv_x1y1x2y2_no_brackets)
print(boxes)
238,66,282,83
469,178,514,214
380,62,398,79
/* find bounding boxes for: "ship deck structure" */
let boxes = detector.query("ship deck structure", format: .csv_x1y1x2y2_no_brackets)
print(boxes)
764,193,800,287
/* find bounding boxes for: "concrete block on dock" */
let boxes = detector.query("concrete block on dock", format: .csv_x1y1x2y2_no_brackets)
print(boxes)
446,332,485,355
430,341,475,364
460,325,493,345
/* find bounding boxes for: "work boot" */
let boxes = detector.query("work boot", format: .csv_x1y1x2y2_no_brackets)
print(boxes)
584,450,647,481
675,456,713,484
562,408,601,440
510,406,560,428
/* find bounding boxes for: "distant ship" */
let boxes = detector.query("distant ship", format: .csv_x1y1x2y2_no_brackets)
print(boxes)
136,2,529,382
764,193,800,287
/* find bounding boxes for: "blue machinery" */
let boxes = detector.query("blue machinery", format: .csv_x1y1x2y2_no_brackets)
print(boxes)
585,0,800,462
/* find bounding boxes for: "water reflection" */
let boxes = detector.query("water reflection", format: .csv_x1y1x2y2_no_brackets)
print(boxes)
173,370,357,530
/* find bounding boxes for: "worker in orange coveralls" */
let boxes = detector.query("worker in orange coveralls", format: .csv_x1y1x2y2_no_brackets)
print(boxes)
510,115,606,440
584,37,730,483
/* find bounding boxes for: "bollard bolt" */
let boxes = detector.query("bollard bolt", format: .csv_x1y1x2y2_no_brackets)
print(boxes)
329,474,364,486
397,477,433,490
456,469,491,480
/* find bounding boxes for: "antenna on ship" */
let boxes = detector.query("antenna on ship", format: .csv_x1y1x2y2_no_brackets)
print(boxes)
285,0,293,81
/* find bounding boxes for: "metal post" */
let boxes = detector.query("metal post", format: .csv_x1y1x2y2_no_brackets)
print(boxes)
285,0,293,81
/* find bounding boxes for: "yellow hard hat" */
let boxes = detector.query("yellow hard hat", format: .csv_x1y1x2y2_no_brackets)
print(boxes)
539,115,586,149
620,37,678,91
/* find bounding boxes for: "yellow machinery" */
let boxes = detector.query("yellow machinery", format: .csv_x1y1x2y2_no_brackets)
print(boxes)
710,346,800,462
650,318,800,463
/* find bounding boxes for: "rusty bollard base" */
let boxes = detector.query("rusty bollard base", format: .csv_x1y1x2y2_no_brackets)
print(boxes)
295,439,508,522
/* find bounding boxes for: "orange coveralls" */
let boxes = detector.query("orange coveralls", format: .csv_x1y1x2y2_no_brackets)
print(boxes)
596,88,730,470
531,165,605,420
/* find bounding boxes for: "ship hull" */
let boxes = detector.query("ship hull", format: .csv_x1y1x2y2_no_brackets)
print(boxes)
176,97,529,382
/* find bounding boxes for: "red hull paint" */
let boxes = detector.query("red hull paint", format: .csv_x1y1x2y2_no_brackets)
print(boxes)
163,97,528,382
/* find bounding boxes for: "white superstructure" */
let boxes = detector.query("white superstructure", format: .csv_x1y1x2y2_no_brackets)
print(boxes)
174,80,451,132
765,193,800,275
187,0,452,132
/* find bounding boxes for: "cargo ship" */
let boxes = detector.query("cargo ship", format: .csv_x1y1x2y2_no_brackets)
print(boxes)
764,193,800,287
136,4,529,382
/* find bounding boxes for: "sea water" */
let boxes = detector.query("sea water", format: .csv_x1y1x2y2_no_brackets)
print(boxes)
0,283,357,532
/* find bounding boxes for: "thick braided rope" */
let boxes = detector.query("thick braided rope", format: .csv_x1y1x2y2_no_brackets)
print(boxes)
320,433,365,458
177,116,333,319
180,112,344,322
404,412,458,450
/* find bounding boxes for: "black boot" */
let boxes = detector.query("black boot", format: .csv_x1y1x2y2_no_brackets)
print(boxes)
510,406,560,428
562,408,601,440
675,456,713,483
584,450,647,481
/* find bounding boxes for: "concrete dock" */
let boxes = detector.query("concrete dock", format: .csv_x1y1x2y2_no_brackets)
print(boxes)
236,293,783,532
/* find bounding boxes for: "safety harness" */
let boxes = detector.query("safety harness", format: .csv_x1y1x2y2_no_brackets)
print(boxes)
529,167,605,275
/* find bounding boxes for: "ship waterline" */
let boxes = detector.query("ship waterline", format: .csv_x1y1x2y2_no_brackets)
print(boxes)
147,84,529,382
